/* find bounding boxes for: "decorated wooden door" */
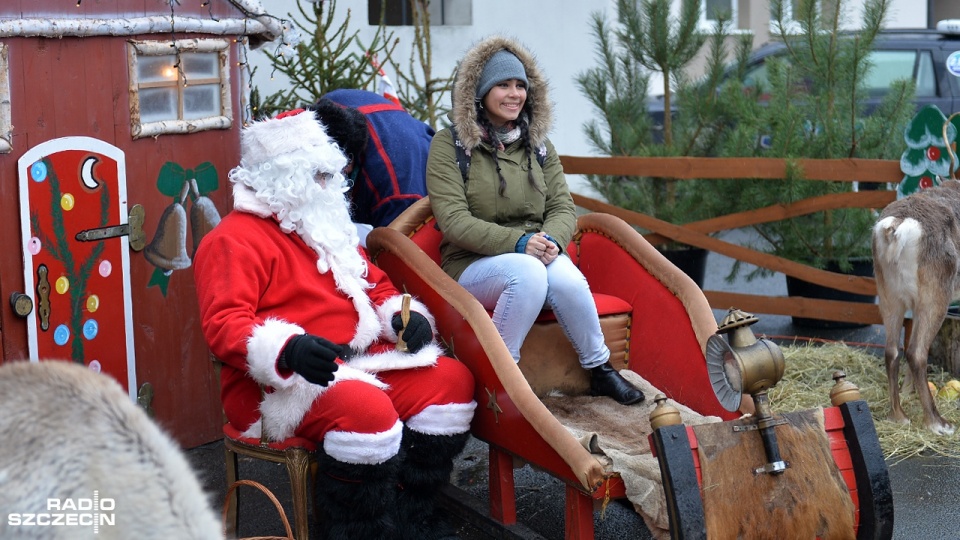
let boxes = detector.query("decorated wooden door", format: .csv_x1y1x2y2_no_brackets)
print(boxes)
17,137,140,398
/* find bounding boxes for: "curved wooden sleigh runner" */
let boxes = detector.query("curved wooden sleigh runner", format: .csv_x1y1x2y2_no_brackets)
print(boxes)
366,198,892,539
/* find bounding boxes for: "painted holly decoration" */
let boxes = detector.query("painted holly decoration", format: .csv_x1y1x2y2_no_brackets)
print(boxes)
899,105,959,197
145,161,221,296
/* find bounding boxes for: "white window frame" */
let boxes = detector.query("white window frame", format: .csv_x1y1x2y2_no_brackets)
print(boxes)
0,42,11,154
700,0,738,32
127,39,232,139
770,0,814,35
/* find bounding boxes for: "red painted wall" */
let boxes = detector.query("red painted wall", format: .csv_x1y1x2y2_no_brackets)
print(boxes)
0,28,247,447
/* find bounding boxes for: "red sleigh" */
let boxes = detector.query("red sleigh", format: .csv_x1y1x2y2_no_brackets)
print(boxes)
366,198,892,539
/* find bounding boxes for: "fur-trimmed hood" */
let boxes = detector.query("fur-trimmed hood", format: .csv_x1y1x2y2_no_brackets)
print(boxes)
451,35,553,152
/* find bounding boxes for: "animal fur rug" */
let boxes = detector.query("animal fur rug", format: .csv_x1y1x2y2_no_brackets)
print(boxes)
541,370,721,539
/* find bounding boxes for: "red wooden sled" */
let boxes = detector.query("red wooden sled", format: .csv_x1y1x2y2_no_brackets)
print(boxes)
366,198,892,539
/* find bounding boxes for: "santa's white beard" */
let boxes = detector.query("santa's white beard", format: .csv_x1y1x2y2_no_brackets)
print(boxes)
231,154,370,291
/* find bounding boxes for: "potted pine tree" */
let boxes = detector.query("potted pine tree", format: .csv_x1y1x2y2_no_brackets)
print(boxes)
717,0,916,327
575,0,750,286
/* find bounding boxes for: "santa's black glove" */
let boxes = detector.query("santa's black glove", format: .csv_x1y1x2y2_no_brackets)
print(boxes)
391,311,432,353
278,334,341,386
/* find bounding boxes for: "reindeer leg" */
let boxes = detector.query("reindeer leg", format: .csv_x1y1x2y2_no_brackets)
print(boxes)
884,348,909,425
879,291,909,424
900,359,914,396
908,303,956,436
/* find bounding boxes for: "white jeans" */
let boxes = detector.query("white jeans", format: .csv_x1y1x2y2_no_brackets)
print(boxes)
458,253,610,368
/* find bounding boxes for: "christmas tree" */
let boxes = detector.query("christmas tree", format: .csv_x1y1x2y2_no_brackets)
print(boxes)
899,104,958,197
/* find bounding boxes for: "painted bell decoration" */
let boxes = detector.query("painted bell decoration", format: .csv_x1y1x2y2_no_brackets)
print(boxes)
144,182,191,274
189,178,221,254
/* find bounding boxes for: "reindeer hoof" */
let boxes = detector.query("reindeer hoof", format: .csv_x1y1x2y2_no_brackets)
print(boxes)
927,421,956,436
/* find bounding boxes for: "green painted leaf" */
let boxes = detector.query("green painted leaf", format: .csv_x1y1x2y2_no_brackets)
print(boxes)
193,162,219,195
157,162,187,197
146,267,170,297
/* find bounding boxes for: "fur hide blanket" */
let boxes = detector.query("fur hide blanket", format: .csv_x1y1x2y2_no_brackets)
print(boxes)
541,370,721,539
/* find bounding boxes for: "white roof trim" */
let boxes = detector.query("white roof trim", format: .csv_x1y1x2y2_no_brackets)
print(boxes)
0,16,279,41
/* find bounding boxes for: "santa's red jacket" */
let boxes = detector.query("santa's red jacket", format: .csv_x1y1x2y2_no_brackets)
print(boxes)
194,208,441,441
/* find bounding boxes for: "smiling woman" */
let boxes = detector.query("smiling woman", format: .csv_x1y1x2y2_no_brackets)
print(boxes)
426,35,646,406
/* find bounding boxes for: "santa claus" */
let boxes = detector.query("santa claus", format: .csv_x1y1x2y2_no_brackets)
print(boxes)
194,109,476,540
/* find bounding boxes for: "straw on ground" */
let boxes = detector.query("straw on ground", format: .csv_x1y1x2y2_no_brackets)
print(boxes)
769,343,960,463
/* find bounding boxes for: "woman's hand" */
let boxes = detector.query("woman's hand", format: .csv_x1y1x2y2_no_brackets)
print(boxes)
526,232,559,265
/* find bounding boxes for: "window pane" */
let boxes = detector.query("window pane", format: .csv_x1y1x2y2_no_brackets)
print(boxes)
368,0,406,25
441,0,471,25
791,0,803,20
181,52,218,79
137,55,179,84
369,0,470,25
705,0,732,20
776,0,806,20
915,51,936,97
183,84,220,120
427,0,442,23
139,87,177,122
865,50,917,95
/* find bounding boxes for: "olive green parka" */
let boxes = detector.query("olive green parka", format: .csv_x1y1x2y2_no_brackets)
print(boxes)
426,35,577,281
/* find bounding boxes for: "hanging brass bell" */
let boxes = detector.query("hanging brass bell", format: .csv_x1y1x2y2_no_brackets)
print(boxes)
189,179,221,254
144,183,191,274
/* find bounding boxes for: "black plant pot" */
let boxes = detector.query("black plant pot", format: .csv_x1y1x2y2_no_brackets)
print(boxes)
661,247,708,289
785,258,876,329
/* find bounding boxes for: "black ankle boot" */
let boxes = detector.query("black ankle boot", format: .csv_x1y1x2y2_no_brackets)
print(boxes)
590,362,645,405
396,427,470,540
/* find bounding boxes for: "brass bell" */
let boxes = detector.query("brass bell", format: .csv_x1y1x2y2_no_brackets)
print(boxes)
649,393,682,430
144,183,191,274
829,370,861,406
189,179,221,254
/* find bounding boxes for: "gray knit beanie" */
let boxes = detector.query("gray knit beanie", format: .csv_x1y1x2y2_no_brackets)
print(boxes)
475,50,528,99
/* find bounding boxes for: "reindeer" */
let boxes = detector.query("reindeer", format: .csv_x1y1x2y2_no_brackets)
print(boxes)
0,361,222,539
872,179,960,436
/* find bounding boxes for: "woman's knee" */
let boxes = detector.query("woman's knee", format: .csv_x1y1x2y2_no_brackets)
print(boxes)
547,259,591,298
507,256,548,296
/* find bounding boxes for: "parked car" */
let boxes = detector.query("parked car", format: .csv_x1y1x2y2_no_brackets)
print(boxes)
648,21,960,140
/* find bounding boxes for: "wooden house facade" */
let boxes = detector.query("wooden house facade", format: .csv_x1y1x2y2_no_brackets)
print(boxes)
0,0,284,447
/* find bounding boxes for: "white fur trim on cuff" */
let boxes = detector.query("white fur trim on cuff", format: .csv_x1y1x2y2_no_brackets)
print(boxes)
406,401,478,435
323,419,403,465
246,318,304,389
345,342,441,373
376,295,437,342
243,364,388,441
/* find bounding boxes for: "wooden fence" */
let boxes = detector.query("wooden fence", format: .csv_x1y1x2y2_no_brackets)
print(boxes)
559,156,905,327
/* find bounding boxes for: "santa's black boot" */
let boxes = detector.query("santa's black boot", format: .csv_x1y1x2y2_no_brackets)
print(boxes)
314,447,400,540
396,427,470,540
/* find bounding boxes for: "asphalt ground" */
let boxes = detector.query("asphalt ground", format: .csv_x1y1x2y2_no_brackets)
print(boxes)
185,231,960,539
